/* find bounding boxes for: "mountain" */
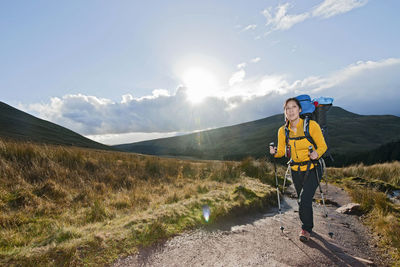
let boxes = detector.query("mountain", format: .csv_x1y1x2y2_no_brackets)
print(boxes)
114,107,400,165
0,101,114,150
333,140,400,166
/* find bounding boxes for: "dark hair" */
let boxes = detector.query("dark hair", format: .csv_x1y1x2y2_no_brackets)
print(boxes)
284,97,301,110
283,97,302,123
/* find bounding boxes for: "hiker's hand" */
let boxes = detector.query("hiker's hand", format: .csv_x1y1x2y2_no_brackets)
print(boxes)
269,146,277,155
310,150,318,160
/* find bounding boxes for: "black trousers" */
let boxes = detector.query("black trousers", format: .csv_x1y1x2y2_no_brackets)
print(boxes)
291,166,322,233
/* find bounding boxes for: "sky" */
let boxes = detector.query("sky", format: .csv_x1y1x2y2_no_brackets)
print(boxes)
1,0,399,145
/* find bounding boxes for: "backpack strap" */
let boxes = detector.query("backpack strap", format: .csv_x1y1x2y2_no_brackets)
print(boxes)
284,120,290,157
303,117,317,149
285,118,317,149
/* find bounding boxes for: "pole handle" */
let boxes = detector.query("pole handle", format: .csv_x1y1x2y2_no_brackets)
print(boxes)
270,142,277,156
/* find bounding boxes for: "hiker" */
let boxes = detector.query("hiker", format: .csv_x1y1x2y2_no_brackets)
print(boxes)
270,97,327,242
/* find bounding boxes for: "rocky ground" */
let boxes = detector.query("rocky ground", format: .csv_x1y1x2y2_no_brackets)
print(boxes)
112,184,390,267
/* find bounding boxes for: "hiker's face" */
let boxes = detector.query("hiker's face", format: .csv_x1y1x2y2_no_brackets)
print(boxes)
285,100,301,121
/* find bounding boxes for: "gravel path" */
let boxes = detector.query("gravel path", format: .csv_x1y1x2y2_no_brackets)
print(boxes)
112,184,389,267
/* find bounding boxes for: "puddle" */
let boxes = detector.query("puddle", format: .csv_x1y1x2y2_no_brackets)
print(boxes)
387,190,400,204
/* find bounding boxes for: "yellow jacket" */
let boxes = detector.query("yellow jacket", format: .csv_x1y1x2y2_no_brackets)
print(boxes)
275,118,327,171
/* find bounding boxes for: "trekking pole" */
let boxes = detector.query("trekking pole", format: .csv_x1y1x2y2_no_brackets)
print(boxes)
319,157,328,193
270,142,284,232
309,146,333,238
282,165,291,195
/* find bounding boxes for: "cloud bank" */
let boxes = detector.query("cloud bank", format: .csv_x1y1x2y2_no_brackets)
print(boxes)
24,58,400,144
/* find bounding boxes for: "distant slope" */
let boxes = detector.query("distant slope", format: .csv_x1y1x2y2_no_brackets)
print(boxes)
0,101,114,150
114,107,400,163
115,112,284,160
333,139,400,166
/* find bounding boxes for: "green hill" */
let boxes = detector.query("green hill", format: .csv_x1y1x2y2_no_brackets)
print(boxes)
333,140,400,166
114,107,400,165
0,101,114,151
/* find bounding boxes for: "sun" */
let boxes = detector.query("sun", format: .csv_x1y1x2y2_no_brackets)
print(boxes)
181,67,219,104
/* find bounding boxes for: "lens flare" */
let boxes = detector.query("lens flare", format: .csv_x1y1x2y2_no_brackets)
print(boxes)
202,205,210,222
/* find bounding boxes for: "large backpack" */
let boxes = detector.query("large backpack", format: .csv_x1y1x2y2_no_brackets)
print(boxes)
284,94,334,161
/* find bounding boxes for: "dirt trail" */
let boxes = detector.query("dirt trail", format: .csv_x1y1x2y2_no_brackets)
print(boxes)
112,184,389,267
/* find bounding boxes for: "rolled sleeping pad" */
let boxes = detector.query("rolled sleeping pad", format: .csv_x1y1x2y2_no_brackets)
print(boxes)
296,94,315,115
312,97,334,106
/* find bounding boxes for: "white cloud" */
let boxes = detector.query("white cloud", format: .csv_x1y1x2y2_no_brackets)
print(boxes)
24,58,400,145
259,75,290,95
263,3,310,31
236,58,261,71
313,0,368,18
26,88,235,137
152,89,170,97
242,24,257,31
132,89,171,101
229,69,246,86
262,0,368,32
294,58,400,93
121,94,134,104
237,62,247,69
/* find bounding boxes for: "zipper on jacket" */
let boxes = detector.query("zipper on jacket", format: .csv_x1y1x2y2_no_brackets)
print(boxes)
290,126,300,160
294,140,299,159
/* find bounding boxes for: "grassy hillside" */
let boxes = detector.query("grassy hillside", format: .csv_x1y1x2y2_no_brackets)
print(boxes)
332,139,400,166
115,107,400,164
115,112,283,160
0,138,278,266
0,101,114,151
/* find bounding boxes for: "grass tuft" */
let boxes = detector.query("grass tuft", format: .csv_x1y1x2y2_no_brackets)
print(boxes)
86,200,110,223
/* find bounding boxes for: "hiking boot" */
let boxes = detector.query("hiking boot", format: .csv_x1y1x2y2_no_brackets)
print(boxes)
299,229,310,242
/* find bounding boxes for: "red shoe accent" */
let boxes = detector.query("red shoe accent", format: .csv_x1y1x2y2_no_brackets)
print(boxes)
299,229,310,242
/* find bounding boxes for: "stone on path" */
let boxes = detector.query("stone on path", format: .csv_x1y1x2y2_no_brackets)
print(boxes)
336,203,362,215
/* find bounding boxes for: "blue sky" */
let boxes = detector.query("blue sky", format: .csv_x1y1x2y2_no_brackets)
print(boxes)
1,0,399,144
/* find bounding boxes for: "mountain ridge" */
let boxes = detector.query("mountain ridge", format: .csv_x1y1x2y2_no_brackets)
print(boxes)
0,101,115,151
1,101,399,165
114,106,400,165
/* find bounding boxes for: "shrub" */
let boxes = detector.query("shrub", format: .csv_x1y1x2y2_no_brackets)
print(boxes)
86,200,109,223
130,220,168,246
240,157,258,177
209,163,240,183
166,193,180,204
6,189,37,210
144,158,162,179
182,163,196,178
196,185,209,194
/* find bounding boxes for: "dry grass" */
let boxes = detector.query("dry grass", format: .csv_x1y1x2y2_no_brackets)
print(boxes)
326,161,400,264
0,139,277,266
327,161,400,187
